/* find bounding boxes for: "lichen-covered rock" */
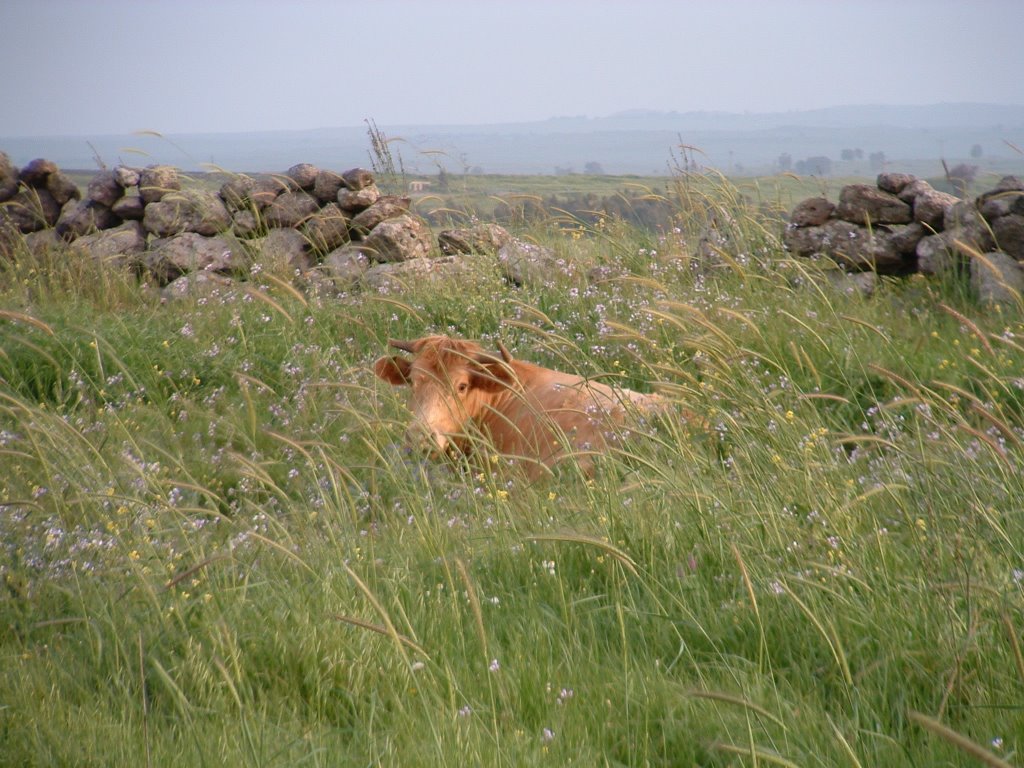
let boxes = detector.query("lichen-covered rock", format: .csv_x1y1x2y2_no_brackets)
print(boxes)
286,163,319,190
146,232,248,284
263,190,319,228
113,166,141,188
139,165,181,204
944,200,995,252
18,158,58,187
835,184,912,225
911,187,958,231
788,197,834,227
784,218,907,272
46,171,81,206
231,209,260,238
6,187,62,232
143,189,231,237
887,222,927,255
0,151,19,202
342,168,375,191
220,176,255,211
301,203,350,254
56,199,119,239
337,184,381,213
971,251,1024,305
313,170,344,205
360,215,432,263
349,195,409,233
361,256,475,293
916,232,964,275
111,195,145,221
72,221,146,268
254,227,311,271
992,214,1024,261
497,239,574,286
438,223,513,255
86,170,124,207
23,229,63,256
876,172,917,195
320,245,370,288
897,178,935,204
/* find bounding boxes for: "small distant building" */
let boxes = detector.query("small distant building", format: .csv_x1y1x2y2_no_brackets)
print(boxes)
408,180,433,193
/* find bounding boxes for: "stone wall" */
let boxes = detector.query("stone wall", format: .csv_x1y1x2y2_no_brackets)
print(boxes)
784,172,1024,302
0,152,515,298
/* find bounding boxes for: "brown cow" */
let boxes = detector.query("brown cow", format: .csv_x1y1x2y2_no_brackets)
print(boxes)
374,335,666,479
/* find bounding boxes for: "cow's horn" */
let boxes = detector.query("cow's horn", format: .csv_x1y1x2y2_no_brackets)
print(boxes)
497,341,513,364
388,338,418,353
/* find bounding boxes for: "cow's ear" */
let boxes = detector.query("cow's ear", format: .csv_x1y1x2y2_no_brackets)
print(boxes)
374,356,412,385
470,357,516,392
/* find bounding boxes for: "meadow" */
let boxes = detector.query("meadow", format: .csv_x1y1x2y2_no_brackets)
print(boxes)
0,173,1022,766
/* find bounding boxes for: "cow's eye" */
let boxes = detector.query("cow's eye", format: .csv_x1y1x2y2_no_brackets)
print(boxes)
457,381,469,395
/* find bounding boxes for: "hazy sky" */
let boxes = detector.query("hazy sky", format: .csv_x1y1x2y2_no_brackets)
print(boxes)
2,0,1022,137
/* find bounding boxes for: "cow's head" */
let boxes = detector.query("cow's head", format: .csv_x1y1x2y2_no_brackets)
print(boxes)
374,336,516,456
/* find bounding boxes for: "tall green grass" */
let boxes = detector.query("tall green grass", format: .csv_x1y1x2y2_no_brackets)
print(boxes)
1,181,1021,766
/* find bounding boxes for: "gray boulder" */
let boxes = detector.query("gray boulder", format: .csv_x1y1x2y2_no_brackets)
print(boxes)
992,214,1024,261
143,189,231,237
220,176,256,211
916,232,965,275
72,221,146,268
45,171,81,206
56,199,119,239
320,245,371,288
286,163,319,190
231,209,260,238
301,203,350,254
113,165,141,188
313,170,344,204
0,152,18,202
789,197,834,227
263,190,319,228
254,227,312,271
438,223,513,255
349,195,409,233
111,194,145,221
911,187,958,231
876,172,917,195
342,168,375,190
362,256,475,293
139,165,181,204
337,184,381,213
6,187,62,232
360,215,432,263
971,251,1024,306
835,184,912,225
497,239,574,286
18,158,58,187
86,170,124,207
146,232,248,283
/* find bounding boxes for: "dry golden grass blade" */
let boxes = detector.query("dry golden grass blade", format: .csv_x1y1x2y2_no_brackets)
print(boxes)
0,310,55,336
525,532,639,577
341,562,420,666
165,555,230,590
709,741,802,767
1000,611,1024,687
260,272,309,307
334,615,428,657
907,710,1014,768
687,688,787,730
454,558,488,658
938,301,994,355
242,285,294,324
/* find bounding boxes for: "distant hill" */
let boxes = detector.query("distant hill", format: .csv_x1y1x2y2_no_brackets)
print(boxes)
2,103,1023,176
